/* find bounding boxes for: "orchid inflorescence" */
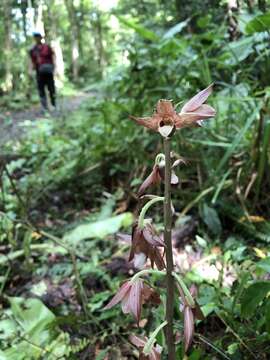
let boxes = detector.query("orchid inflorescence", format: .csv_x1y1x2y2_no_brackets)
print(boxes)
105,85,215,358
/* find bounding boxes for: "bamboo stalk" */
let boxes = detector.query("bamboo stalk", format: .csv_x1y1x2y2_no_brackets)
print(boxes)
163,137,176,359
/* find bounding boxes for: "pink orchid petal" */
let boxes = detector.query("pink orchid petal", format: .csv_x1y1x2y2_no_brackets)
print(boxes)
104,281,131,309
143,225,164,247
171,171,179,185
176,104,216,128
128,279,143,322
156,99,175,115
189,284,198,298
183,104,216,118
181,84,214,113
151,248,166,270
137,166,160,197
129,226,143,261
150,346,162,360
184,306,195,353
129,115,159,131
129,334,147,348
130,335,162,360
134,252,147,268
121,292,131,314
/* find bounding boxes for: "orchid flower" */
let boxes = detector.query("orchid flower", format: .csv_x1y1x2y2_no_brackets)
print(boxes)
104,279,160,324
138,156,185,197
180,284,204,352
130,84,216,137
129,221,165,270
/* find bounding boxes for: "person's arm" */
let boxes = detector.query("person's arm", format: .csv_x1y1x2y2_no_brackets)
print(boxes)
52,49,56,67
48,45,55,67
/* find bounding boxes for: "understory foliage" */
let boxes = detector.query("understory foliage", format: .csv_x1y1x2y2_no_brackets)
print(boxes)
1,1,270,359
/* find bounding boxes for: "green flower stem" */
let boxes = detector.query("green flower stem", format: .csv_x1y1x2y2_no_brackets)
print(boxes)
172,271,195,308
130,269,166,284
138,196,164,229
143,320,168,355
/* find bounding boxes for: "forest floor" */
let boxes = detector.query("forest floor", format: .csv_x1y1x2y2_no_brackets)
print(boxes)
0,90,94,146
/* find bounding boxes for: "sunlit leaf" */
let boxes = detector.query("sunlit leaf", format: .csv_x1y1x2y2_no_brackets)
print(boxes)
222,36,254,65
163,19,189,39
245,12,270,34
64,212,133,244
256,257,270,273
117,15,159,41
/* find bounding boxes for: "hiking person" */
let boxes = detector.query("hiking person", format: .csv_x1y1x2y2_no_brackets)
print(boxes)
29,32,56,111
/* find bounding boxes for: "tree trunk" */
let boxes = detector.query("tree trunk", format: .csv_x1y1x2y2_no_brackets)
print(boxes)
90,9,105,78
64,0,80,81
227,0,239,41
245,0,254,13
35,0,45,35
21,1,28,40
258,0,266,12
2,0,13,92
96,11,105,77
44,0,65,82
78,0,86,62
27,0,35,31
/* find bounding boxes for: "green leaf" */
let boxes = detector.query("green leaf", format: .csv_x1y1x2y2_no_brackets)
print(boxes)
9,297,55,337
232,272,249,311
227,343,238,355
245,12,270,34
196,235,207,248
0,297,61,360
0,350,8,360
241,281,270,317
202,204,222,235
256,257,270,273
117,15,159,41
215,110,258,174
0,319,16,340
266,299,270,334
95,349,109,360
223,36,254,65
88,291,111,312
64,212,133,244
163,20,189,39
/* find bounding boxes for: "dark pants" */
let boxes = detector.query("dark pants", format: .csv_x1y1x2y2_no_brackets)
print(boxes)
36,72,56,109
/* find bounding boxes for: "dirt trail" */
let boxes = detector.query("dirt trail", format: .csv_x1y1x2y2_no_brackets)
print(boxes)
0,91,94,147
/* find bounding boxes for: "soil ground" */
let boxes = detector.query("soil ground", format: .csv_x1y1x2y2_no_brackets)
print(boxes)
0,91,93,147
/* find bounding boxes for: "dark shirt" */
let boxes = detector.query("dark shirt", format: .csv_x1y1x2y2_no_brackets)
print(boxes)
30,43,53,70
